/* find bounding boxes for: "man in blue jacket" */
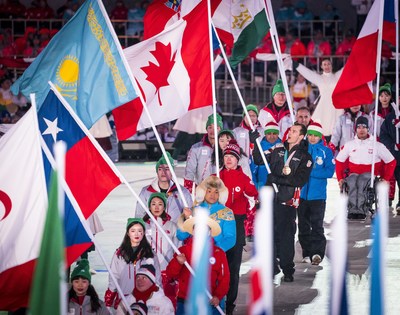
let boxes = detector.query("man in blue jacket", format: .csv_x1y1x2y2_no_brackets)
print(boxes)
298,121,335,265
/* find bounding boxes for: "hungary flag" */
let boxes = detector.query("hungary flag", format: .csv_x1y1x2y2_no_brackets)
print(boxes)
212,0,270,68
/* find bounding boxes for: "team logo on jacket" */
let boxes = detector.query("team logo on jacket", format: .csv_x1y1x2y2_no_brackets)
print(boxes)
235,186,241,192
316,157,323,165
209,257,216,265
306,160,312,167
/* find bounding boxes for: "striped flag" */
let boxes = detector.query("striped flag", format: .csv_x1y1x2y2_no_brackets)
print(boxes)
370,183,389,315
329,195,349,315
249,187,273,315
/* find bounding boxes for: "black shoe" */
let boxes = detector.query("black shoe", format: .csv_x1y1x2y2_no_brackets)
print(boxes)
283,274,294,282
347,213,355,220
356,214,366,220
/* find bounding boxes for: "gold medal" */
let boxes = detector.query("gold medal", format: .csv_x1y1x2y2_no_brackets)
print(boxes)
282,166,291,175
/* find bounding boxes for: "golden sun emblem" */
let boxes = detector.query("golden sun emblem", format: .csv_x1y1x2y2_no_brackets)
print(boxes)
55,55,79,100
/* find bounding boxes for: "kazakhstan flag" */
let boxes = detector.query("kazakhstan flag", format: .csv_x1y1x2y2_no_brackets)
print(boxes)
11,0,138,128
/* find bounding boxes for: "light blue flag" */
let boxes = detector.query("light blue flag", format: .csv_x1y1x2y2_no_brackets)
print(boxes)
11,0,137,128
186,208,211,315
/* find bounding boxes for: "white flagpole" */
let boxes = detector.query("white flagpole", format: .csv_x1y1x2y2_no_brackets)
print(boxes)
96,0,189,209
211,22,278,193
371,0,386,188
264,0,295,123
47,83,224,314
207,0,220,177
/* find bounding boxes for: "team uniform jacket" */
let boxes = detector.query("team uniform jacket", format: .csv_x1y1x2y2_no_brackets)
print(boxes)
258,101,292,139
184,135,216,187
116,289,174,315
176,201,236,252
300,140,335,200
144,216,179,270
380,111,400,161
233,121,264,179
68,296,110,315
336,135,396,181
166,238,230,301
219,166,259,215
264,140,313,203
135,178,193,223
368,107,392,138
331,111,369,149
107,252,162,297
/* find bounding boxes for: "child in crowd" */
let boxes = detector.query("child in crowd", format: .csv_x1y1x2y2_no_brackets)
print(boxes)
68,259,110,315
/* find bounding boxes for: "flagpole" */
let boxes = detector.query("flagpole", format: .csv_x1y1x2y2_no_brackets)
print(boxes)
211,22,278,193
96,0,189,209
47,83,223,314
371,0,386,188
264,0,295,123
207,0,220,177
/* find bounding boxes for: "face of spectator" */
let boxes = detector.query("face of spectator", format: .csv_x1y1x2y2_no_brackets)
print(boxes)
296,74,305,83
157,165,171,183
265,132,279,143
135,275,153,292
307,133,320,145
287,125,303,145
223,154,238,170
320,60,332,73
296,109,311,126
379,91,391,107
356,125,369,140
127,223,144,247
218,134,232,150
273,92,286,106
72,278,89,297
204,187,219,204
1,79,11,90
349,105,361,113
244,110,258,127
150,197,165,218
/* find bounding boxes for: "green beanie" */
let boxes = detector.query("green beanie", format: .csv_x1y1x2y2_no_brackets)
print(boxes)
71,259,91,282
155,151,174,171
272,79,285,97
219,129,234,139
148,192,167,208
243,104,259,117
307,129,322,138
126,218,146,230
206,113,223,130
379,83,392,95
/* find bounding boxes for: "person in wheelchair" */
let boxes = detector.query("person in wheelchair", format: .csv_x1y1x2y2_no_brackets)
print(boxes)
336,116,396,219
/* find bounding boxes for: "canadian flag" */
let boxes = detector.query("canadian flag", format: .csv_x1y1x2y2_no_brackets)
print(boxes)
114,0,212,140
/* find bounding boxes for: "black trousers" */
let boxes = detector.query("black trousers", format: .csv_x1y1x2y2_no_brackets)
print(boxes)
274,202,296,276
226,214,246,312
297,199,326,260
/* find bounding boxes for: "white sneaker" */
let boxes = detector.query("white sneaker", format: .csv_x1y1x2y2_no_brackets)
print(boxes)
301,257,311,263
312,254,322,266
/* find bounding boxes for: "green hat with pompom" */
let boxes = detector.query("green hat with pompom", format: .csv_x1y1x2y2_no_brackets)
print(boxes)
243,104,259,117
71,259,91,282
272,79,285,97
379,83,392,95
148,192,167,208
155,151,175,171
206,113,223,130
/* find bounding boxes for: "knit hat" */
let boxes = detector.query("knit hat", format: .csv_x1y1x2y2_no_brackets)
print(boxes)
206,113,223,130
243,104,259,117
307,121,323,138
223,139,241,160
130,301,148,315
126,218,146,230
355,116,369,129
272,79,285,97
155,151,175,171
136,264,156,284
70,259,91,282
148,192,167,208
264,121,279,135
219,129,235,139
379,83,392,95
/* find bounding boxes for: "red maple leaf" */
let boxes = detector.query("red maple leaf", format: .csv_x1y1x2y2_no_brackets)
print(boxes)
141,41,177,106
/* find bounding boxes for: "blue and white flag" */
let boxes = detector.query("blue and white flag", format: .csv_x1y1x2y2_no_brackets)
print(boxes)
11,0,137,128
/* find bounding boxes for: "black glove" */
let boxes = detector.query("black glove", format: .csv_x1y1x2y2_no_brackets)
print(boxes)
249,129,260,144
252,144,263,165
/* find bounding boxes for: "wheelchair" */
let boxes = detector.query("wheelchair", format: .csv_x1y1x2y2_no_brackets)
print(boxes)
340,173,381,220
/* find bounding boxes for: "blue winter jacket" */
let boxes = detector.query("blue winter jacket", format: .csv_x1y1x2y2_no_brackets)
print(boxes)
300,140,335,200
176,201,236,252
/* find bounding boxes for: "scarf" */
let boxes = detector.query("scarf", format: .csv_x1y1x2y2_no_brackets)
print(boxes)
133,284,159,303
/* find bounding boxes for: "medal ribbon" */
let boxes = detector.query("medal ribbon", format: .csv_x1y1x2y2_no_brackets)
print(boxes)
284,150,297,168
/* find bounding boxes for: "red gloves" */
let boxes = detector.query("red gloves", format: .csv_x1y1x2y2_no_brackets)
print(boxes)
184,179,194,193
104,288,116,307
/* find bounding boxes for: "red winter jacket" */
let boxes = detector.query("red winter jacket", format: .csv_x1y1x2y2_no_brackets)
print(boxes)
165,238,230,300
220,166,258,215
